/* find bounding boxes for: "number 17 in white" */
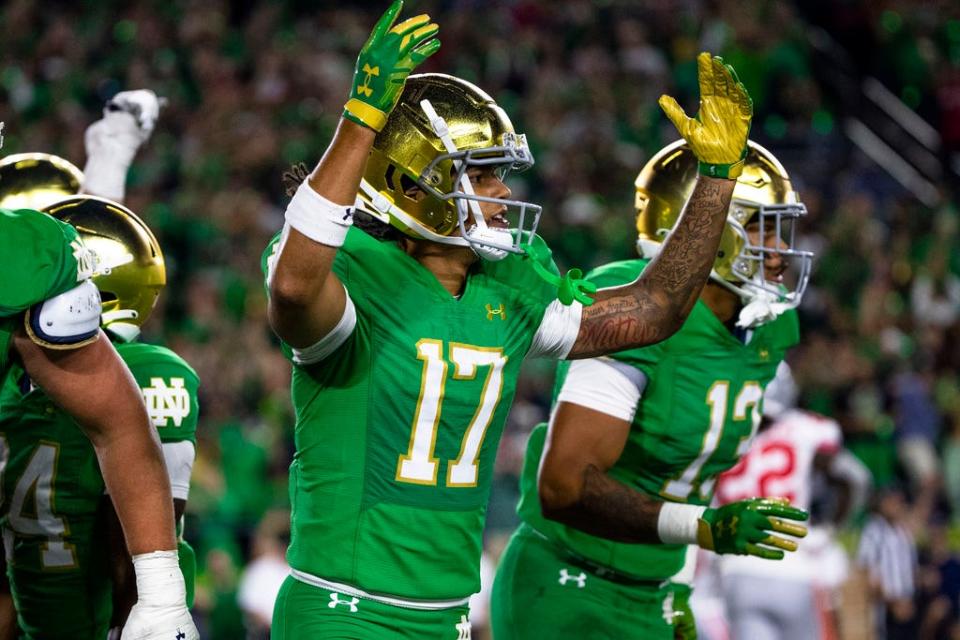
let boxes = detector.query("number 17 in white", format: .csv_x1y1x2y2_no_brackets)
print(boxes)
397,340,508,488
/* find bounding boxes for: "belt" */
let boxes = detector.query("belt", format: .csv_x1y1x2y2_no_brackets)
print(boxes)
524,524,668,588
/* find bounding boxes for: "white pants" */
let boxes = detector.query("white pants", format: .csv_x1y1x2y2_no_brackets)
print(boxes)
723,574,822,640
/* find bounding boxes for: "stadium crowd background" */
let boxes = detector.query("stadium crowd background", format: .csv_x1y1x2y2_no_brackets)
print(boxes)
2,0,960,637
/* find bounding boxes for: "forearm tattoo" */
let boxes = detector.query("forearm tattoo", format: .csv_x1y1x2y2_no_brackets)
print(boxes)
571,178,731,357
544,464,663,544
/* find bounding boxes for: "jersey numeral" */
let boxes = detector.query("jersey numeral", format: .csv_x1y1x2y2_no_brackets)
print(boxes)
661,381,763,501
0,438,77,569
397,340,508,488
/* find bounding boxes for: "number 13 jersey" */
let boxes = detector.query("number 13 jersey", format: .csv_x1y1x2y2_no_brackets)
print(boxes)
518,259,799,582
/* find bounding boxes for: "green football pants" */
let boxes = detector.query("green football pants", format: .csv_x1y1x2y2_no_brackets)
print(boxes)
272,575,473,639
491,524,691,640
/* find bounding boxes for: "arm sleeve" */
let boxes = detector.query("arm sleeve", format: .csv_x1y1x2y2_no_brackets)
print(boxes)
161,440,196,501
555,358,647,422
527,299,583,360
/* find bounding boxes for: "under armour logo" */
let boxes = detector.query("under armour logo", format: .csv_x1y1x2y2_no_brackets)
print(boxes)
455,615,472,640
357,63,380,97
717,516,739,537
558,568,586,588
343,207,354,222
328,592,359,612
485,303,506,321
661,590,676,625
176,629,186,640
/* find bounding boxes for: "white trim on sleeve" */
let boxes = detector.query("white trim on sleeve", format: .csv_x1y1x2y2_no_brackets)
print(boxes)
555,358,647,422
527,299,583,360
291,286,357,365
161,440,196,501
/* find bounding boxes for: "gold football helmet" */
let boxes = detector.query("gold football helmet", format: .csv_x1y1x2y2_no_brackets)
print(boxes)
44,196,165,338
0,153,84,211
356,73,540,260
635,140,813,313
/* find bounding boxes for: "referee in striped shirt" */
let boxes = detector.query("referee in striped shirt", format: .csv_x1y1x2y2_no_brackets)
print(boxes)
857,485,918,639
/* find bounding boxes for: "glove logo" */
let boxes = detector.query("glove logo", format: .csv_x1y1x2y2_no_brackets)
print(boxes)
328,592,360,613
485,303,506,321
718,516,739,537
358,64,380,97
558,568,586,588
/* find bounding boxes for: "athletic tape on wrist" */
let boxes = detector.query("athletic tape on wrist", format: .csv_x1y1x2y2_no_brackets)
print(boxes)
132,550,186,607
657,502,708,545
284,181,354,247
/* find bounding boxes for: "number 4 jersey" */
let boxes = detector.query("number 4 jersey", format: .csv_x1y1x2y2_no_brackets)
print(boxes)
0,340,199,639
262,226,580,603
517,258,799,581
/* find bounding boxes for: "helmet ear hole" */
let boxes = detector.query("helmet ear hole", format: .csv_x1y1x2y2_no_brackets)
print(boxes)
399,174,427,202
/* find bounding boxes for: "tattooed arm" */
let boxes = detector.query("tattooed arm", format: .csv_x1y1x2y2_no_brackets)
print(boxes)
565,53,754,358
568,175,733,358
539,401,664,542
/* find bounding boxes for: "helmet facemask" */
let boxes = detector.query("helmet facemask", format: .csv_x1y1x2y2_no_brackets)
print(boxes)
357,74,542,261
718,197,813,323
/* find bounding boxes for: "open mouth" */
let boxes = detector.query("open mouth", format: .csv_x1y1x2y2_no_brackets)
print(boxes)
488,212,510,229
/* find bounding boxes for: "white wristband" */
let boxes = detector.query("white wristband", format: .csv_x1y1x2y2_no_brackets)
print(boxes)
132,550,186,608
285,181,354,247
656,502,708,545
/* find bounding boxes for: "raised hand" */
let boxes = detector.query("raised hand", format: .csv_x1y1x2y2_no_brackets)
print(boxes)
343,0,441,132
697,497,808,560
658,52,753,179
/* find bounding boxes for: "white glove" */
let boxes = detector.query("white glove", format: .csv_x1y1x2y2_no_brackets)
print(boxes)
82,89,164,202
107,89,166,137
121,551,198,640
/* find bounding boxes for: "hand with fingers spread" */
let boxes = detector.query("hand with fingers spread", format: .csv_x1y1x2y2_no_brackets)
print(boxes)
697,497,808,560
659,52,753,179
343,0,441,132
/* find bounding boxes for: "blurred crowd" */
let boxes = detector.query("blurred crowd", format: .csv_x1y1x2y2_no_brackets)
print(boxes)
2,0,959,637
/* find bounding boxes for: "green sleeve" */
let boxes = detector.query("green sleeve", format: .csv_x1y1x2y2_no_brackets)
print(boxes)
0,208,87,316
116,342,200,444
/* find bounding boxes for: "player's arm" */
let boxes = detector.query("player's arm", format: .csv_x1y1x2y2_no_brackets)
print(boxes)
267,0,439,349
567,53,752,359
82,89,163,203
108,498,188,629
11,331,196,639
538,360,807,559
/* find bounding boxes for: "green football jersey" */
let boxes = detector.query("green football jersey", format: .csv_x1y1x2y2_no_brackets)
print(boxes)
263,226,565,601
0,340,199,639
0,208,92,376
518,259,799,581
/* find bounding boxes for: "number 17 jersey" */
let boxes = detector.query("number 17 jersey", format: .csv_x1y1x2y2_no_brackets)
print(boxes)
263,227,572,602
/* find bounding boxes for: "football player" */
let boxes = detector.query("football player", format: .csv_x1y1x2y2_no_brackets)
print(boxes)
712,362,871,640
0,196,199,640
0,122,197,639
263,1,756,637
489,140,815,639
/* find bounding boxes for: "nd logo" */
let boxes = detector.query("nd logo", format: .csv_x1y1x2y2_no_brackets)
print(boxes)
357,63,380,97
142,377,191,427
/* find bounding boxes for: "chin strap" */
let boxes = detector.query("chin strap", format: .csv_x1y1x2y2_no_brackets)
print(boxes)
736,287,791,329
519,242,597,306
101,309,141,342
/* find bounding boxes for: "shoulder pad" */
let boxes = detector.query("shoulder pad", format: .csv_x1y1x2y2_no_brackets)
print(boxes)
25,280,101,349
